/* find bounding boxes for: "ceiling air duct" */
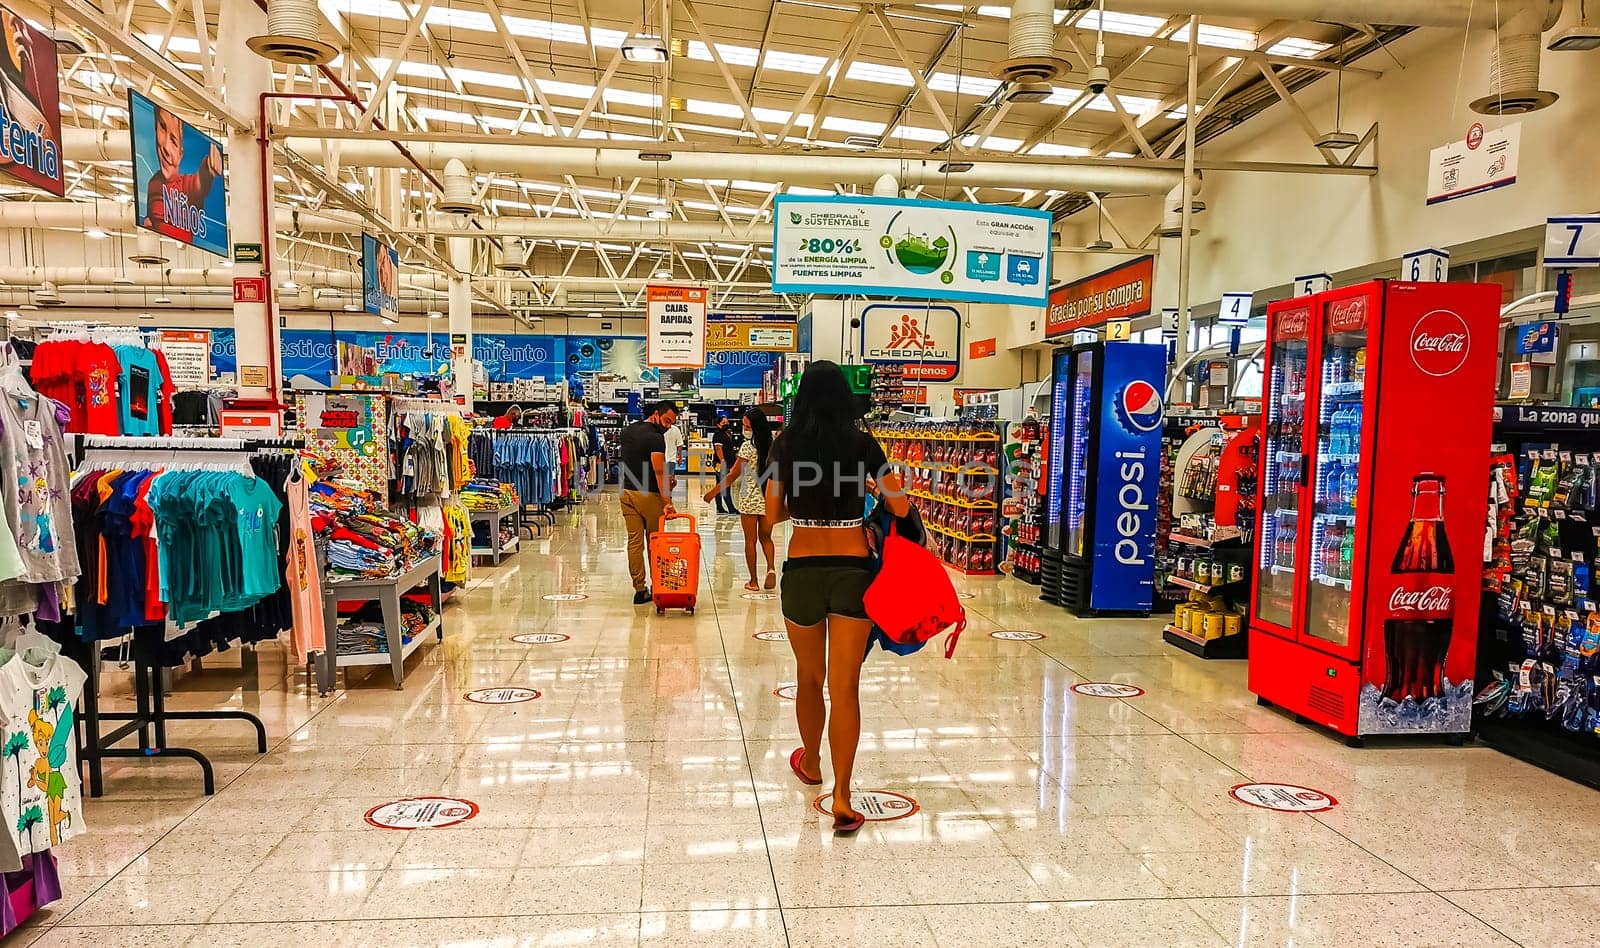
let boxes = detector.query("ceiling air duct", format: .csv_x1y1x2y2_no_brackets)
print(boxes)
1472,3,1560,114
493,240,531,272
990,0,1071,104
247,0,337,66
1157,174,1204,238
128,232,168,265
436,158,480,215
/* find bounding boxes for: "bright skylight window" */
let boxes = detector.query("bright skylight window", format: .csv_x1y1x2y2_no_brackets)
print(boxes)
821,116,885,136
1029,142,1090,157
1074,9,1165,37
928,72,1001,97
1269,37,1331,58
846,62,913,86
889,125,947,144
1172,23,1256,50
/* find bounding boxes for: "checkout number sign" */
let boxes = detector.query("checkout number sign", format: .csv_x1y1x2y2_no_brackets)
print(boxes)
1545,215,1600,268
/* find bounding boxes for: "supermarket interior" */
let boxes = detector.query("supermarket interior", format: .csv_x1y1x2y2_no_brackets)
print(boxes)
3,0,1600,945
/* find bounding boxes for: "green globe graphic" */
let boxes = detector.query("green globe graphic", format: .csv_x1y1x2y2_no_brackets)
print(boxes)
893,233,950,274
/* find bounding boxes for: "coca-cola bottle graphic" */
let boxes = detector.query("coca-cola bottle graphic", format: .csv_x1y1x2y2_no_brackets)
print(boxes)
1381,474,1454,702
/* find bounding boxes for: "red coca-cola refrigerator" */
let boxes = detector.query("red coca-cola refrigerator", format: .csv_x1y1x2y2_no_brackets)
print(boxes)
1248,280,1498,742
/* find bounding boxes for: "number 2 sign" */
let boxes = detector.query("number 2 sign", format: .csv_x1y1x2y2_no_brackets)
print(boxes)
1545,215,1600,268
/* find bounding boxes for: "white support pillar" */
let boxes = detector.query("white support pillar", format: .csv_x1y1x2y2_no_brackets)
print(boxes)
219,0,277,400
449,236,473,406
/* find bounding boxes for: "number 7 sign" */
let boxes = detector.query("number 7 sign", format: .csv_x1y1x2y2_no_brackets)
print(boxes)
1545,215,1600,268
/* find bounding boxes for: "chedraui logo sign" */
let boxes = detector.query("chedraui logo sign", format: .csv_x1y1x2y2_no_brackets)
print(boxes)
859,303,961,381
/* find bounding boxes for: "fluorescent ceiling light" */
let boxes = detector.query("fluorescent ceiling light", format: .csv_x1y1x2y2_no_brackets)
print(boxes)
647,207,672,220
85,227,108,239
280,279,300,290
652,268,672,279
621,33,668,63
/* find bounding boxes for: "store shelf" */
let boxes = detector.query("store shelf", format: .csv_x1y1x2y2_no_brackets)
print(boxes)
1168,532,1228,549
471,536,520,557
337,617,438,667
926,522,998,544
1314,573,1352,589
910,489,998,510
894,459,998,476
1163,624,1248,660
1314,509,1357,524
1318,453,1361,464
1323,381,1365,397
1166,574,1243,593
880,432,1001,443
1269,564,1297,575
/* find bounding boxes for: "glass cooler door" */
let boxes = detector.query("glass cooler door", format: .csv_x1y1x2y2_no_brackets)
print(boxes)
1253,308,1311,633
1064,349,1095,558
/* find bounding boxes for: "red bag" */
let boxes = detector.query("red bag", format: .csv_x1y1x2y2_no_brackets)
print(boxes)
863,524,966,658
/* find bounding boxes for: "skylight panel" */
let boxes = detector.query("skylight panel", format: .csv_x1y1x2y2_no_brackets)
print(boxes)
821,116,886,136
1269,37,1331,58
847,62,914,86
1074,9,1165,37
1172,23,1255,50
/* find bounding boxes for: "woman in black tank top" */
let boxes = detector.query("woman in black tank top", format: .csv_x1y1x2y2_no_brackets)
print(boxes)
766,361,910,832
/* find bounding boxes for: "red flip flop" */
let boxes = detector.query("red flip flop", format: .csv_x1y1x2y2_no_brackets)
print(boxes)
832,812,865,834
789,747,822,786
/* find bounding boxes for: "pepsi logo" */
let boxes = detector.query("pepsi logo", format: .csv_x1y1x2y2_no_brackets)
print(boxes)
1116,379,1163,433
1410,309,1471,377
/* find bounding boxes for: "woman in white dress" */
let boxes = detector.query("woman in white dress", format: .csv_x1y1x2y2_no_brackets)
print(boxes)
704,410,776,590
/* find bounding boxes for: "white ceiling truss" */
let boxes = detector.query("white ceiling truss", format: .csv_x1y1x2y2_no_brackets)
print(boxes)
2,0,1406,316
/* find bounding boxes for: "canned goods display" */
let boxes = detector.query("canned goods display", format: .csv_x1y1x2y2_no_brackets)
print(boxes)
1227,562,1245,584
1224,613,1243,637
1203,613,1226,640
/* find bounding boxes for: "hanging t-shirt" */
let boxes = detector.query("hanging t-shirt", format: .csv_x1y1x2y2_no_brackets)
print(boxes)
113,345,164,437
283,473,326,663
0,385,80,585
0,651,88,855
229,476,284,601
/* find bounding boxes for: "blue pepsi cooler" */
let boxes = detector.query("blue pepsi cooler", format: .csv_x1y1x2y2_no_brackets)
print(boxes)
1041,341,1164,616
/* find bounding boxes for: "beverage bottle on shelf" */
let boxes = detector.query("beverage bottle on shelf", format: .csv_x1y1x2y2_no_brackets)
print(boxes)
1320,459,1341,510
1347,403,1363,453
1381,475,1455,703
1340,463,1361,516
1352,348,1366,383
1339,525,1354,581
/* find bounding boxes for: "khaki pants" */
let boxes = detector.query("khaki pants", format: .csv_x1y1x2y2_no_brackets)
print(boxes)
621,490,668,591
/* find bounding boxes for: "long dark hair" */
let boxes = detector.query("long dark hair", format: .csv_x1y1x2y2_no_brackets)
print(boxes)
771,360,863,489
744,408,773,474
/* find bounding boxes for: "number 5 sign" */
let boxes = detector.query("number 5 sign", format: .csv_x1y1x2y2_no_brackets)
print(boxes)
1545,215,1600,268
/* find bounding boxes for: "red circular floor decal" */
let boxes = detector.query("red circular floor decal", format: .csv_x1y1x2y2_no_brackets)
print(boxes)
990,630,1045,641
364,796,479,830
1071,682,1145,698
1229,783,1339,813
812,790,919,822
753,630,789,642
741,592,778,601
543,593,588,602
774,684,797,700
511,633,570,645
464,687,541,704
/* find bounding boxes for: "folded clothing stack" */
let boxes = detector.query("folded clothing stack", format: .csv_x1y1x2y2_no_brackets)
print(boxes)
460,481,517,511
335,622,413,656
324,512,440,584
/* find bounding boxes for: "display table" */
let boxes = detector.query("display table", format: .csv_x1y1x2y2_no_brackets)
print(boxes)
321,555,444,688
470,503,521,564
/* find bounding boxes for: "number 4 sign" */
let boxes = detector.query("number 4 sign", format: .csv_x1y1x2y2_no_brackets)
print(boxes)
1545,215,1600,268
1219,292,1253,326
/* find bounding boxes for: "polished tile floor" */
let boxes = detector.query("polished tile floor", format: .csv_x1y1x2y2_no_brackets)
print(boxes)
26,492,1600,946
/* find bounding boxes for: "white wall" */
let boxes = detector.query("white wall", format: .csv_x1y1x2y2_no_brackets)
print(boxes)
1055,10,1600,314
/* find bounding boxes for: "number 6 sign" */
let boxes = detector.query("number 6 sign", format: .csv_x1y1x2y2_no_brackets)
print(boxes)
1400,249,1450,283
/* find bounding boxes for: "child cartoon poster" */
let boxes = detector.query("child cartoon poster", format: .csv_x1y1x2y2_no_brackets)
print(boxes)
363,232,400,320
128,88,229,257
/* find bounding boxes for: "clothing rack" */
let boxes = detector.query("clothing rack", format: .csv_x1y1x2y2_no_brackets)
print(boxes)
66,436,298,796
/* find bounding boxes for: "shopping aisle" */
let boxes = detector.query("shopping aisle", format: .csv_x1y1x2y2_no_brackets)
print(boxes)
22,491,1597,947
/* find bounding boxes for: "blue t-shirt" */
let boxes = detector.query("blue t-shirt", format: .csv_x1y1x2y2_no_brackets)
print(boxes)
113,345,163,436
227,476,283,601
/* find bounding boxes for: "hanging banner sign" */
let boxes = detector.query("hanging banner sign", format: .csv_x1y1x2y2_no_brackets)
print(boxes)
0,5,63,196
1515,321,1557,355
362,232,400,320
646,284,707,368
1045,256,1155,337
969,338,997,360
858,303,961,381
1426,121,1519,206
129,89,228,257
771,195,1051,307
158,330,211,387
1509,361,1532,399
705,319,797,352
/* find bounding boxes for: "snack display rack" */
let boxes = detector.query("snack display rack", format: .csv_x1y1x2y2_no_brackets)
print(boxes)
1004,415,1045,584
1160,415,1262,660
881,419,1002,574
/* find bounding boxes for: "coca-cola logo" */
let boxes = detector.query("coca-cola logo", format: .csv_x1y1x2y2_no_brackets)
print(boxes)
1327,297,1367,333
1388,585,1453,614
1410,309,1471,377
1276,307,1309,338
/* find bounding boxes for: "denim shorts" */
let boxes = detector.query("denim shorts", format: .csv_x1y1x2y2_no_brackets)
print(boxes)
780,556,874,626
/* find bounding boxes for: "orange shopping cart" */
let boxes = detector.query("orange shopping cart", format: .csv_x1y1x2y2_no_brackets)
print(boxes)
650,513,700,614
